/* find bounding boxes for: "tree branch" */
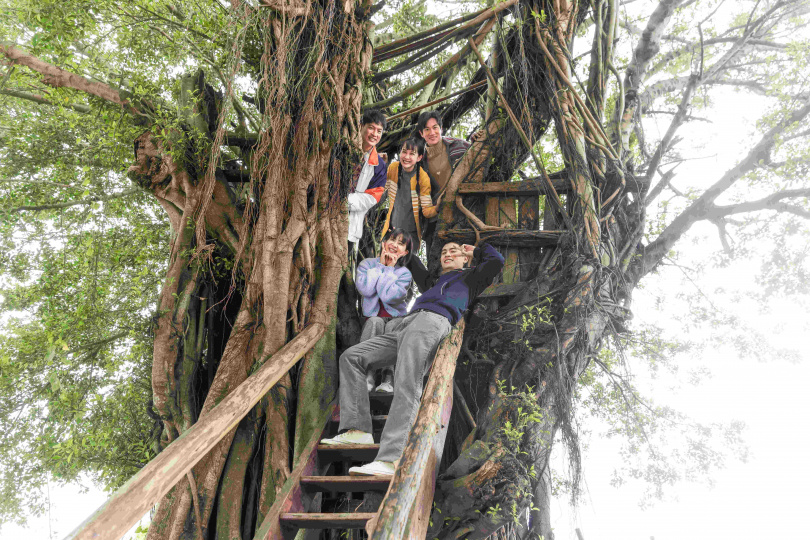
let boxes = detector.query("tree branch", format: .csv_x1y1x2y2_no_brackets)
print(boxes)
0,88,91,113
643,73,699,201
0,42,147,118
709,188,810,219
619,0,685,148
7,188,140,213
637,96,810,276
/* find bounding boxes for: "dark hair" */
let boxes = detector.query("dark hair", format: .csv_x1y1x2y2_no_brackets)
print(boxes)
416,110,443,134
400,137,425,158
381,227,413,267
362,109,387,131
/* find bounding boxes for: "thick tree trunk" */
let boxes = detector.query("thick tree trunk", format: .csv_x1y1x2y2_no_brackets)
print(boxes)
134,3,372,539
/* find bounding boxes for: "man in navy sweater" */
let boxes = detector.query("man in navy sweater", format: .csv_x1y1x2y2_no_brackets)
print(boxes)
322,241,504,476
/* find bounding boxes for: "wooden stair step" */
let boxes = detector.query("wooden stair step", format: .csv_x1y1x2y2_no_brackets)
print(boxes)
300,475,390,494
317,444,379,463
279,512,375,529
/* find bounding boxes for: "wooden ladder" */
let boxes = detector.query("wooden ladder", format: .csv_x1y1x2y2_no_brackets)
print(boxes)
264,392,394,537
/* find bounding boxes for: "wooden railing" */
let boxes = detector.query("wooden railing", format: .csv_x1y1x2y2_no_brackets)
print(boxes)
368,320,465,539
65,323,326,540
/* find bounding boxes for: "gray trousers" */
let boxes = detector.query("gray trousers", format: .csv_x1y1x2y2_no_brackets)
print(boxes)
338,310,452,462
360,316,387,341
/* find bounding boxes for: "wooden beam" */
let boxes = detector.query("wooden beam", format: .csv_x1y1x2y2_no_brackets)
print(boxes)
67,324,326,540
459,177,569,196
368,322,465,539
438,229,563,248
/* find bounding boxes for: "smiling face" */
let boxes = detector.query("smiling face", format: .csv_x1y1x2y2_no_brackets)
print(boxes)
440,243,468,272
383,234,409,259
419,118,443,147
399,145,423,172
361,122,384,152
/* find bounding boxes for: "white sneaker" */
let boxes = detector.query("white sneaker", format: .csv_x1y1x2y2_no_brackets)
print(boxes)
320,430,374,446
374,381,393,393
349,460,396,476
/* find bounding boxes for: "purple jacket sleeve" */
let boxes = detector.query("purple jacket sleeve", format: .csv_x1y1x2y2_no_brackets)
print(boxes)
356,258,382,298
376,266,413,305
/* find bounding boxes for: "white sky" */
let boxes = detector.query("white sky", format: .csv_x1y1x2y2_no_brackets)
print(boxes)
549,79,810,538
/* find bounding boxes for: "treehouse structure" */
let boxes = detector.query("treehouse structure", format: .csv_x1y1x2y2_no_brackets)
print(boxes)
51,0,638,538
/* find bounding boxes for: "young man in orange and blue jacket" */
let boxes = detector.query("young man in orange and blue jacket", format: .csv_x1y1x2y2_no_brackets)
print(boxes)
348,109,388,246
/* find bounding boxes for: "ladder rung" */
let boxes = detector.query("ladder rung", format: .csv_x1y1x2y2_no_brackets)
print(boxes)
317,444,379,463
458,180,562,196
301,475,391,493
280,512,376,529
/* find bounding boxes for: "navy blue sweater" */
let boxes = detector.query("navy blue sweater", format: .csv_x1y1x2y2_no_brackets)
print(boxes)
410,244,505,324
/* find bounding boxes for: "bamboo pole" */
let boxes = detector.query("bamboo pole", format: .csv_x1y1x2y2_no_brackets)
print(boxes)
467,37,573,230
374,6,489,58
66,323,326,540
386,80,487,122
369,0,518,111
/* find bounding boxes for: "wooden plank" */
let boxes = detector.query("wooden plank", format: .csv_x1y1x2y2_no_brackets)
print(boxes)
479,282,526,299
458,176,569,195
438,229,562,248
317,444,380,464
280,513,376,529
485,196,500,228
499,197,519,284
518,196,539,230
254,401,338,540
68,324,326,540
300,476,391,494
518,195,540,281
368,321,465,540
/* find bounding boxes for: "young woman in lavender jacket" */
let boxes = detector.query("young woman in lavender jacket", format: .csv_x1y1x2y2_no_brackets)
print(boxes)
355,227,413,392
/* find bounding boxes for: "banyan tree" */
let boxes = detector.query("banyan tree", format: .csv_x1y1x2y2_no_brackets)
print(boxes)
2,0,809,539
